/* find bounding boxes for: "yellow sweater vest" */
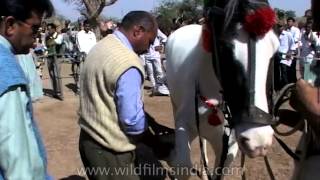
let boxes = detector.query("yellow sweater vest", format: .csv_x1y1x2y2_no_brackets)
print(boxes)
79,34,145,152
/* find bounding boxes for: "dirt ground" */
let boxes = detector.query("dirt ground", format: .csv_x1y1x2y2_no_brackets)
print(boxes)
34,62,302,180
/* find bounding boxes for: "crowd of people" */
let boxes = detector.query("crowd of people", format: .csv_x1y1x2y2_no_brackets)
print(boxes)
29,13,171,99
275,12,319,91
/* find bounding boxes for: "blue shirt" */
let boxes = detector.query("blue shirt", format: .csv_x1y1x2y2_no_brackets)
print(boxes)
113,30,146,135
0,35,50,180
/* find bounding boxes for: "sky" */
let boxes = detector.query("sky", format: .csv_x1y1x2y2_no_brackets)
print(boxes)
52,0,311,21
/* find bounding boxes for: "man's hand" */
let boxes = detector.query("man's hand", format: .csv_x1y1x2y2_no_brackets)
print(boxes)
290,79,320,127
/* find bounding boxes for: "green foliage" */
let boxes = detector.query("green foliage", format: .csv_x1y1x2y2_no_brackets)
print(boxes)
153,0,203,35
274,8,296,22
285,10,296,19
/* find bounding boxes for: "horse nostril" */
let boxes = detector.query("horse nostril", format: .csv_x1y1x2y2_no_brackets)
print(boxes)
261,147,268,156
239,136,250,147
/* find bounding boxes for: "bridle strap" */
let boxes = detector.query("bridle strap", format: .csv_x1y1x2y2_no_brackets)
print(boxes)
207,5,223,83
248,37,256,105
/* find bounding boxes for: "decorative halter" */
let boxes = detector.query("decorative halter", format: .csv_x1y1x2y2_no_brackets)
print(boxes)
202,0,276,53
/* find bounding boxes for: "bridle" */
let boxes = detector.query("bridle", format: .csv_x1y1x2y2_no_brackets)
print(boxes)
205,1,277,128
194,1,277,179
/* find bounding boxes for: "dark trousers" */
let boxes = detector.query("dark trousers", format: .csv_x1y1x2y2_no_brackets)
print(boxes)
47,55,63,98
274,52,296,91
280,63,291,88
274,53,282,91
79,130,166,180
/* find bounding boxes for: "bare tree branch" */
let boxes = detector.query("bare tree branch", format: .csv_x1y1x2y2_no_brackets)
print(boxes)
64,0,117,20
106,0,117,6
63,0,118,39
91,0,106,19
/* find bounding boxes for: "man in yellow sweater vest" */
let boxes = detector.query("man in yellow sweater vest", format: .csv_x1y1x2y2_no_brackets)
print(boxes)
78,11,167,180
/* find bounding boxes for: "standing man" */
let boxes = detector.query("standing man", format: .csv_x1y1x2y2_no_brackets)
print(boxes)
144,29,168,96
76,20,97,55
287,17,301,83
73,20,96,92
0,0,54,179
300,21,319,85
287,17,301,49
61,20,74,59
274,23,296,91
46,23,64,100
78,11,160,180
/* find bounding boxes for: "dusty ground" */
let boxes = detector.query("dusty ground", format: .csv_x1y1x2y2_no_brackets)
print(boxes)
34,62,301,180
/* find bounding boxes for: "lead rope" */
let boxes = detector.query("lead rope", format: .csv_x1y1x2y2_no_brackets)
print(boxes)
240,152,246,180
240,35,257,180
264,156,276,180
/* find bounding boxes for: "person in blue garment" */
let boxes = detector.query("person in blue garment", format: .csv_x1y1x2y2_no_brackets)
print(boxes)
0,0,54,179
16,51,44,102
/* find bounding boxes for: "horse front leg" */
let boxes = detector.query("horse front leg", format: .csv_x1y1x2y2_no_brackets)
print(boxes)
168,89,199,179
200,111,239,179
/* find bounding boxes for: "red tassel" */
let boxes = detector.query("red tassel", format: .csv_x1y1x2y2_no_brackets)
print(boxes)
208,110,222,126
200,95,222,126
243,7,276,37
202,23,212,52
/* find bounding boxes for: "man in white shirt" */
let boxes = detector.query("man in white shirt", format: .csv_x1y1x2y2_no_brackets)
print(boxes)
287,17,301,51
286,17,301,84
144,29,169,96
73,20,96,92
76,20,97,55
275,23,296,91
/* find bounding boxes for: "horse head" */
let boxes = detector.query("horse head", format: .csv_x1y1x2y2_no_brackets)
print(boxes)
204,0,279,157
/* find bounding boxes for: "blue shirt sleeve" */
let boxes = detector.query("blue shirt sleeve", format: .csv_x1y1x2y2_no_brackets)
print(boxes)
0,87,46,179
115,68,146,135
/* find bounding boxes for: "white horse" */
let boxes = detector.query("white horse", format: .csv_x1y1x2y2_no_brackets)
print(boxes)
165,1,280,178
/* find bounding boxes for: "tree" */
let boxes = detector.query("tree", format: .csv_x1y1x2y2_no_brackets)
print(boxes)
64,0,117,37
285,10,296,19
154,0,203,35
274,8,286,21
274,8,296,23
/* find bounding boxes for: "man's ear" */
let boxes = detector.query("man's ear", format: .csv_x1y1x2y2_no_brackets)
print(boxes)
132,25,144,38
4,16,17,37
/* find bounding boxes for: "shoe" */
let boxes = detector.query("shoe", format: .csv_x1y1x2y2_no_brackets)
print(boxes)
53,94,64,101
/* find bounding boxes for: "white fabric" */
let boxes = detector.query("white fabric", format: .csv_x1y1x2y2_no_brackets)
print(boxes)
287,26,301,50
278,30,295,67
76,30,97,54
278,30,295,54
157,29,168,43
144,29,167,60
54,33,63,45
